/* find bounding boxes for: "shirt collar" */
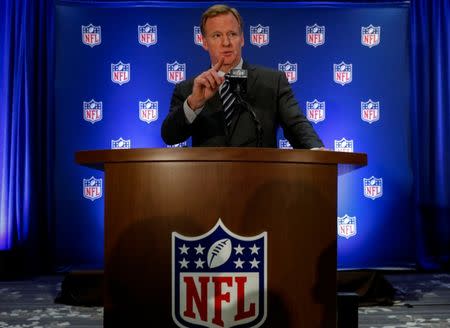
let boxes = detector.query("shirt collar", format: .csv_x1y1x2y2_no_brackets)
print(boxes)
217,58,243,77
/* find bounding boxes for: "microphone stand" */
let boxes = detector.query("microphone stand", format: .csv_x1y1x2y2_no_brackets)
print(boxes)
234,83,263,147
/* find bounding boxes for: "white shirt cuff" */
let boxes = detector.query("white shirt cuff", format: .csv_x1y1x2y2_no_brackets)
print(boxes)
183,99,204,124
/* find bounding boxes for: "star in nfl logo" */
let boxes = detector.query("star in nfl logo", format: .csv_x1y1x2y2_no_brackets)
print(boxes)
139,99,158,124
194,26,203,46
83,177,102,201
333,62,352,86
167,61,186,84
111,61,130,85
138,23,157,47
250,24,269,48
278,61,297,84
172,219,267,328
111,137,131,149
306,99,326,124
306,24,325,47
83,99,102,124
338,215,357,239
363,176,383,200
361,99,380,124
81,24,101,47
361,25,381,48
334,138,354,152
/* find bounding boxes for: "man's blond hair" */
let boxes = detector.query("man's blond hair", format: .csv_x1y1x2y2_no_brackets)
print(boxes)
200,4,244,36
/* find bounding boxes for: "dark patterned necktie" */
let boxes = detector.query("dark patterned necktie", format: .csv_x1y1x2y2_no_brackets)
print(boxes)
219,79,236,129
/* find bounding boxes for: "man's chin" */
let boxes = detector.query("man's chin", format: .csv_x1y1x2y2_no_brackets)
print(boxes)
223,58,238,67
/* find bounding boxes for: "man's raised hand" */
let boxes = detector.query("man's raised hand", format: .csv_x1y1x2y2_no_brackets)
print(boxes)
187,57,225,110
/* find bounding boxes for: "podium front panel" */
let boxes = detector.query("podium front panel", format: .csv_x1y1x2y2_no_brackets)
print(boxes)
103,160,337,327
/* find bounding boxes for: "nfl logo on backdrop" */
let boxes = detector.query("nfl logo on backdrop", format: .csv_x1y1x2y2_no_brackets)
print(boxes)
194,26,203,46
138,23,157,47
361,100,380,123
338,215,357,239
111,137,131,149
83,177,102,201
334,62,352,86
83,99,102,124
250,24,269,47
172,219,267,328
306,100,326,123
361,25,380,48
139,99,158,124
167,61,186,84
111,61,130,85
81,24,101,47
334,138,354,152
278,62,297,84
278,139,292,149
306,24,325,47
364,176,383,200
167,141,188,148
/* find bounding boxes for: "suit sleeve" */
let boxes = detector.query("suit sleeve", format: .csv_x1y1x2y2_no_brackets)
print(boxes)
161,82,193,145
276,72,324,149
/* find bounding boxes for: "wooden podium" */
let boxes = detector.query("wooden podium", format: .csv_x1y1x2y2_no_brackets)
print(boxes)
76,147,366,327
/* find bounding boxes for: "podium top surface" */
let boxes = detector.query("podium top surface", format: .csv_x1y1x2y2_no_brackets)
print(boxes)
75,147,367,175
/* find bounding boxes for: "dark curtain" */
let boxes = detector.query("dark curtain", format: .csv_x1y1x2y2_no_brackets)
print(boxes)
0,0,54,273
411,0,450,270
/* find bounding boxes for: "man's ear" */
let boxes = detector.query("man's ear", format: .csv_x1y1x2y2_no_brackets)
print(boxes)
202,37,209,51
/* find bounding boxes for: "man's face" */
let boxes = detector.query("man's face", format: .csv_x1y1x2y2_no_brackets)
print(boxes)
202,12,244,73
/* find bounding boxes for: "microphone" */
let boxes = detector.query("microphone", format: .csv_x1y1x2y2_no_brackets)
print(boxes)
225,68,247,95
224,69,263,147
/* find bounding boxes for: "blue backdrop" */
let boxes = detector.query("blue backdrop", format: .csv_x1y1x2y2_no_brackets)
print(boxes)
53,1,414,269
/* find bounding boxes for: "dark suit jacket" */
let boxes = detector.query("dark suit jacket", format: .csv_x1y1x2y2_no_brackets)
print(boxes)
161,62,324,149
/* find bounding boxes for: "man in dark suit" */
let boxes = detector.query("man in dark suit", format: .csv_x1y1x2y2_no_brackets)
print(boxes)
161,4,324,149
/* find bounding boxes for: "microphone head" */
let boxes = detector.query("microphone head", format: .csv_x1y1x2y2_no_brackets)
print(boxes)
227,68,248,79
225,69,247,95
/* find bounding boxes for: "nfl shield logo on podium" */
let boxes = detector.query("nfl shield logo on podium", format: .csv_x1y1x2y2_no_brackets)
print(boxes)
172,219,267,327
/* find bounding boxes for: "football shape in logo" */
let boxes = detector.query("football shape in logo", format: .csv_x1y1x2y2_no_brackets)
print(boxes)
207,238,232,268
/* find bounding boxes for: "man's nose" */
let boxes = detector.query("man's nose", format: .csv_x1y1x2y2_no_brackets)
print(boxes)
222,35,231,46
